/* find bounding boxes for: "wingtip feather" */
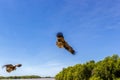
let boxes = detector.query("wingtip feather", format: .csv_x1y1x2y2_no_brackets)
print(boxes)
56,32,64,37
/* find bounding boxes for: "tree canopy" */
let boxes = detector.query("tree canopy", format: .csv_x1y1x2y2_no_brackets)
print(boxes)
55,54,120,80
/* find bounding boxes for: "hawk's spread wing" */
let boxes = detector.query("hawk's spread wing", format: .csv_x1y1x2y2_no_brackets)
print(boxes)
2,64,13,68
56,32,75,55
2,64,22,73
2,64,15,73
64,41,75,54
15,64,22,67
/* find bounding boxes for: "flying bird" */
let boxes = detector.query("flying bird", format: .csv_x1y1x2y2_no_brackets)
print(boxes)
56,32,75,55
2,64,22,73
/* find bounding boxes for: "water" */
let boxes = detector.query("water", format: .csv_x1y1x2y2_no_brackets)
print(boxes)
0,78,55,80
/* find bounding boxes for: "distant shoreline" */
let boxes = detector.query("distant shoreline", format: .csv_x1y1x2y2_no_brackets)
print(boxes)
0,78,55,80
0,75,54,79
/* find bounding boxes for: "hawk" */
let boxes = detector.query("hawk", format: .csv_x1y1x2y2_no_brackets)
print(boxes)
56,32,75,55
2,64,22,73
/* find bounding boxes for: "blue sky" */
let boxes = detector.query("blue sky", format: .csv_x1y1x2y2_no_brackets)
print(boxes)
0,0,120,77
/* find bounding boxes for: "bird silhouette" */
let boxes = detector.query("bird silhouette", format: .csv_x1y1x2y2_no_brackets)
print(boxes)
2,64,22,73
56,32,75,55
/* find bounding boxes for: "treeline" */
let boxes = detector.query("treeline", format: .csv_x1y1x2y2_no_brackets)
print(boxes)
55,54,120,80
0,75,41,79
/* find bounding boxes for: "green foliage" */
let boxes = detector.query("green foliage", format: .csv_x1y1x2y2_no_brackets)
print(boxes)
89,76,103,80
116,78,120,80
55,54,120,80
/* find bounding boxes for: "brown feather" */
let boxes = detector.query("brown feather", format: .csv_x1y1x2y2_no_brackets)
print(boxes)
64,41,75,54
2,64,22,73
56,32,75,55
